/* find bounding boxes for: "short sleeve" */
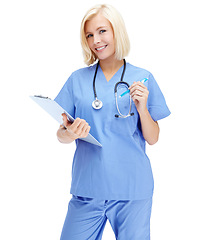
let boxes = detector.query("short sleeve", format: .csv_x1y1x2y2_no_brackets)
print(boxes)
54,73,75,118
147,73,171,121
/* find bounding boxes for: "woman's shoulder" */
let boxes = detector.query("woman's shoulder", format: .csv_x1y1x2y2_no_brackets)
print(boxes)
127,62,152,75
64,64,97,87
71,64,97,78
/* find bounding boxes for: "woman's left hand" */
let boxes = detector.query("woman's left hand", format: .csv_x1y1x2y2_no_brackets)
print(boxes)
129,81,149,114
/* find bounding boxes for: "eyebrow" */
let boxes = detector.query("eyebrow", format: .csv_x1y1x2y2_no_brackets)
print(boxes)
85,26,108,35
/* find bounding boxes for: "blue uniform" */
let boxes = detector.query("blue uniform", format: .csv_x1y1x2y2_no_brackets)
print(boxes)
55,62,170,200
55,62,170,239
60,196,152,240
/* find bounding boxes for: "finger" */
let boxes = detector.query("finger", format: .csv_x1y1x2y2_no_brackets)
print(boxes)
129,81,147,90
130,86,144,96
131,89,143,97
138,81,147,88
80,125,91,138
132,89,149,102
84,126,91,137
82,122,90,133
130,84,144,92
72,118,89,136
75,120,88,135
131,91,149,102
62,113,67,122
131,85,149,96
132,94,143,102
129,84,144,94
62,113,69,127
70,118,82,131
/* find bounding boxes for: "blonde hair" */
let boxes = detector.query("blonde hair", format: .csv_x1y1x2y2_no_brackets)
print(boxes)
80,4,130,65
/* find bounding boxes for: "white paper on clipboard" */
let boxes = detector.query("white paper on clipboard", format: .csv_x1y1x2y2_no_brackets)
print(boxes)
30,95,102,147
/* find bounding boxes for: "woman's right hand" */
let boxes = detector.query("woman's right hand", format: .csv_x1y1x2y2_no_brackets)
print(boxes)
57,113,91,143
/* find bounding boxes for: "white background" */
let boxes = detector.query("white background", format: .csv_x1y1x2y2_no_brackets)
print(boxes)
1,0,208,239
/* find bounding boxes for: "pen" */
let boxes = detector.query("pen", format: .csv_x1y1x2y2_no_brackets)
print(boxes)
119,78,148,98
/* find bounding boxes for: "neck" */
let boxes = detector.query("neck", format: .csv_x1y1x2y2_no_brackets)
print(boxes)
99,58,124,74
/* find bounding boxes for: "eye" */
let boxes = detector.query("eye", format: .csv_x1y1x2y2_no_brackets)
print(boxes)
86,34,93,39
100,29,106,34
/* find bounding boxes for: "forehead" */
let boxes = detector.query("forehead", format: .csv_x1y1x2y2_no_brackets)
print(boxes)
85,13,111,32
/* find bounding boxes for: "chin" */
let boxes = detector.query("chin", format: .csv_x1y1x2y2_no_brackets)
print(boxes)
97,53,115,62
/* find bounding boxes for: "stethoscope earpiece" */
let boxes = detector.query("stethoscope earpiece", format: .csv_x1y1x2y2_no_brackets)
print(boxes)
115,112,134,118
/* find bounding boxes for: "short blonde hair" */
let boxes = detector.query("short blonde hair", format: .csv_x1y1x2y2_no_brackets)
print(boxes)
80,4,130,65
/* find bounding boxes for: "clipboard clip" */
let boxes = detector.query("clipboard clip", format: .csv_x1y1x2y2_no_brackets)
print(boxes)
34,95,51,100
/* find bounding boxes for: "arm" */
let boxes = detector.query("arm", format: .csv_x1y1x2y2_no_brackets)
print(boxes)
57,113,91,144
137,109,159,145
129,81,159,145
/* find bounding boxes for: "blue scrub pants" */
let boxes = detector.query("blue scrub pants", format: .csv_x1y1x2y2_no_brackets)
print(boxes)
60,195,152,240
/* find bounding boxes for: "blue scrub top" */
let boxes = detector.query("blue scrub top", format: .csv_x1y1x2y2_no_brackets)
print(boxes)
55,62,171,200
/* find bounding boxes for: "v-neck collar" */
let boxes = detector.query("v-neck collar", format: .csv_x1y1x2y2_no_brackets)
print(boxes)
98,63,125,83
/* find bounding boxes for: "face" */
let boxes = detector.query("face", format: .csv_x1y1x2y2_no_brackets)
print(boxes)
85,13,115,62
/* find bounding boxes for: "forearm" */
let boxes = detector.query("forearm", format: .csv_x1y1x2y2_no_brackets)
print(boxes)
139,109,159,145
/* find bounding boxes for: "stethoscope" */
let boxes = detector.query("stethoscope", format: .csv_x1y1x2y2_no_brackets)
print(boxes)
92,59,134,118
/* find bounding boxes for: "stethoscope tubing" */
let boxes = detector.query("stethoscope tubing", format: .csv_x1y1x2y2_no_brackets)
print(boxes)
93,59,126,100
92,59,134,117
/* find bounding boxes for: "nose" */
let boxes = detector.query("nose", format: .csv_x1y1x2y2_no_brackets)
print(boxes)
93,33,101,44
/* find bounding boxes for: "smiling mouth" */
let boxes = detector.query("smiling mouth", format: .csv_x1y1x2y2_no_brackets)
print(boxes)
95,45,107,51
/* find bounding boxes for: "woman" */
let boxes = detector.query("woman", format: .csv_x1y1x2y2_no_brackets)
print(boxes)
55,4,170,240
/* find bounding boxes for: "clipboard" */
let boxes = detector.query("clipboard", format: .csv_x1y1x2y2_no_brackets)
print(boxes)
30,95,102,147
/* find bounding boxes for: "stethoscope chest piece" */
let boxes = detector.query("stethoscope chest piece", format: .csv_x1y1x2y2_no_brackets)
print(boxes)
92,98,103,110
